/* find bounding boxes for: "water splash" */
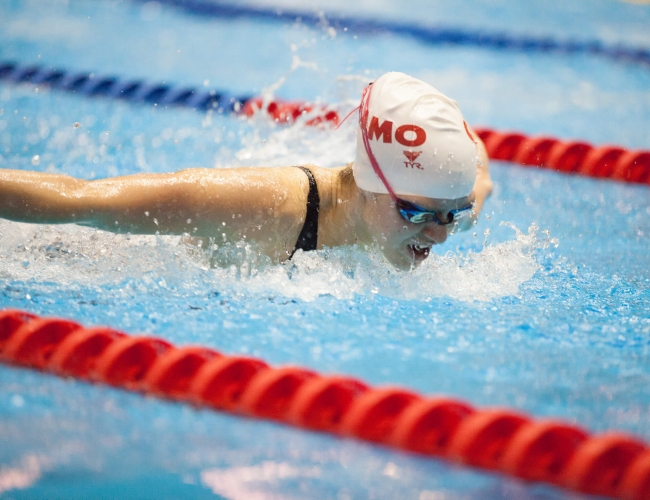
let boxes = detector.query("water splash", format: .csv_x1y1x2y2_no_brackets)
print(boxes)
268,222,552,302
0,219,554,303
0,71,556,304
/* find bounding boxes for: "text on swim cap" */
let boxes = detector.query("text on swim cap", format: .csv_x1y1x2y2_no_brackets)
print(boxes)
403,151,423,169
368,117,426,147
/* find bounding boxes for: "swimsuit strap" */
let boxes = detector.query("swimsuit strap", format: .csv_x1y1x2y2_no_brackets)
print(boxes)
290,166,320,258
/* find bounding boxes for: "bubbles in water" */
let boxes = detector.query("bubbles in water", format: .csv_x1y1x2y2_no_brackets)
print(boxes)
0,219,550,304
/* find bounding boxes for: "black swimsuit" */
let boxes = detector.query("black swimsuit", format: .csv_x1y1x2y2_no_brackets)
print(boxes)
290,166,320,258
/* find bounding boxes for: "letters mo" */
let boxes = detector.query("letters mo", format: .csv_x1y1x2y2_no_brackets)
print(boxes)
367,116,426,147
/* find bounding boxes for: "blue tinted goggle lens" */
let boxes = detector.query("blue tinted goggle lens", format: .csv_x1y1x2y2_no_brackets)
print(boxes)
396,200,473,226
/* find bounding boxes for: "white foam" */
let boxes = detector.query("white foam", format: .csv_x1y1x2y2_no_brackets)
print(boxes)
0,219,553,303
232,222,551,302
0,455,47,495
201,461,321,500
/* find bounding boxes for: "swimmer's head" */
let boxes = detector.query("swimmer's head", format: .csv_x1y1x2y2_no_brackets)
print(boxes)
353,72,477,200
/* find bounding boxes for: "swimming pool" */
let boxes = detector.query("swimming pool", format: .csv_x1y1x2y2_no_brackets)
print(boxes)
1,0,649,498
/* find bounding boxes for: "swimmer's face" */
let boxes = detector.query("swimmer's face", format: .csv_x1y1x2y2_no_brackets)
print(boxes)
364,192,474,270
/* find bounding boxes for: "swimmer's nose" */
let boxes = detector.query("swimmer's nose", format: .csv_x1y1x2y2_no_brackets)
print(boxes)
422,222,447,244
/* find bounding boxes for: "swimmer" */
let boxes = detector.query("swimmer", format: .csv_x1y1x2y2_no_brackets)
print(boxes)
0,72,492,270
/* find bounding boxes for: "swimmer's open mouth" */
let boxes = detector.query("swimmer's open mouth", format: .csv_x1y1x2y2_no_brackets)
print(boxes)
408,243,431,260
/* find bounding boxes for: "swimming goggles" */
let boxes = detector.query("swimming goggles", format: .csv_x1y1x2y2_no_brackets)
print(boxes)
358,83,474,226
395,198,474,226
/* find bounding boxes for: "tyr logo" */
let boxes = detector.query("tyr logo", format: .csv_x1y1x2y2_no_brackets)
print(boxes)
403,150,423,169
368,117,427,147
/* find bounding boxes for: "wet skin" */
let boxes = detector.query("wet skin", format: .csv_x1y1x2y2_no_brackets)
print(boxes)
359,191,476,270
0,132,491,269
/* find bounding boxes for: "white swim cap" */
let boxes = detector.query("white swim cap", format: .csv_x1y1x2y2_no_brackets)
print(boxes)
353,72,477,200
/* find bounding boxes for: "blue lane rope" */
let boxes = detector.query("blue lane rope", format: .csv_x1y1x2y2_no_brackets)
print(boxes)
145,0,650,68
3,60,650,186
0,61,251,113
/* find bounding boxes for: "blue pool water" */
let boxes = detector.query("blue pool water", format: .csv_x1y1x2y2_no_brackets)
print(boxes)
1,0,650,498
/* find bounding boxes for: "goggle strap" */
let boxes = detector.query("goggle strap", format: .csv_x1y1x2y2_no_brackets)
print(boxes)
359,84,399,203
463,120,477,144
335,104,361,130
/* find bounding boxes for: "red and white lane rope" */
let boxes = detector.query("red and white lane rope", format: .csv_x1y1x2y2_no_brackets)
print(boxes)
1,309,649,499
243,99,650,185
1,61,648,185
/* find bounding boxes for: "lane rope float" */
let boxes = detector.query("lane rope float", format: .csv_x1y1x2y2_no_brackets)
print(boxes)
142,0,650,69
1,60,649,185
1,309,649,500
0,60,250,113
473,128,650,185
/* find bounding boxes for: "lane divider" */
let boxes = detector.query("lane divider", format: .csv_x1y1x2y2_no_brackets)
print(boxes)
0,60,250,113
1,60,648,185
473,128,650,185
143,0,650,69
1,309,649,500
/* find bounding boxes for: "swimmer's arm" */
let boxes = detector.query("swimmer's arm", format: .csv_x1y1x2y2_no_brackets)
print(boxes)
0,168,304,240
0,169,91,225
461,128,493,230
